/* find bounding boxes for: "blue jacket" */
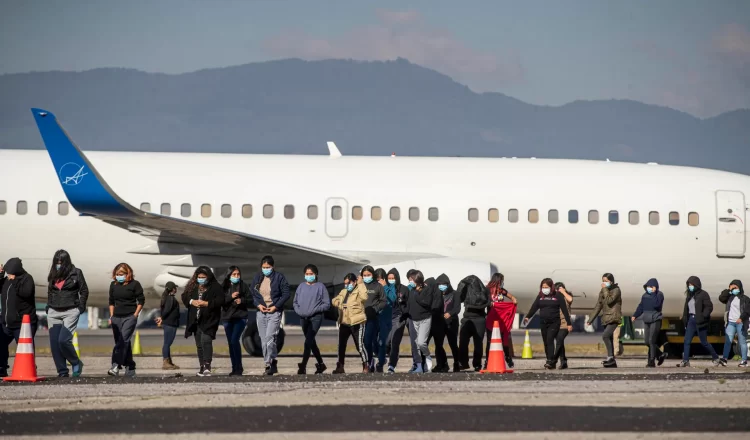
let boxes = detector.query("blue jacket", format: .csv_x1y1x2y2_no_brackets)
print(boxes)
633,278,664,323
250,271,290,310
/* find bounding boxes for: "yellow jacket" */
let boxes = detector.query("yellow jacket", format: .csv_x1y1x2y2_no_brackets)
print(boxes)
332,283,368,326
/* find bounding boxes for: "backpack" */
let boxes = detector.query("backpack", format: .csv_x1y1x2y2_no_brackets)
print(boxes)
457,275,489,309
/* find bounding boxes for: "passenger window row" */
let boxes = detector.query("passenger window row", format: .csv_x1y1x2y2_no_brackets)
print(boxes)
471,208,699,226
0,201,70,216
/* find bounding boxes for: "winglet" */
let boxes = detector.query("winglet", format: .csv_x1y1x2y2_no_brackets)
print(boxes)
30,108,137,218
327,141,342,158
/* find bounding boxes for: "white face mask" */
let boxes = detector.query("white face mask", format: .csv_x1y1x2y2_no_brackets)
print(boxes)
541,288,551,295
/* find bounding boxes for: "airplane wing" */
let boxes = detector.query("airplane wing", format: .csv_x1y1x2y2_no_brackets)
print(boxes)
30,108,366,267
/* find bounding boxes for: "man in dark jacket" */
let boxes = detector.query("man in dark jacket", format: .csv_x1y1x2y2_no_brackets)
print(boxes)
678,276,721,367
0,258,37,377
432,273,461,372
718,279,750,367
457,275,490,371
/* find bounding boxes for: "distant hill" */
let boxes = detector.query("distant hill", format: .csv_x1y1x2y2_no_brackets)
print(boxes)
1,58,748,173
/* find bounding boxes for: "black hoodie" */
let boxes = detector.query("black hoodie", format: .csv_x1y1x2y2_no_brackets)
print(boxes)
457,275,490,318
682,276,713,329
0,258,37,329
408,277,442,321
436,273,461,321
718,279,750,332
388,268,410,320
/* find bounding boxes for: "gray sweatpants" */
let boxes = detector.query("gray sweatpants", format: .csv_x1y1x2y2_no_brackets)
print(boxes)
257,311,282,366
412,317,432,359
47,308,81,375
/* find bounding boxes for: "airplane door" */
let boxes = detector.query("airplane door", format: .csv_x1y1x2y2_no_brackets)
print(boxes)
325,197,349,238
716,190,746,258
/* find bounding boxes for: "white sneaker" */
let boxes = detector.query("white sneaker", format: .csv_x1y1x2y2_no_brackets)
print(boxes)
107,364,121,376
425,356,434,373
410,363,424,374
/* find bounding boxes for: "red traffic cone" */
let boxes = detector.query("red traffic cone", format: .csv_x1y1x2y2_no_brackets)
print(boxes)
3,314,44,382
481,321,513,374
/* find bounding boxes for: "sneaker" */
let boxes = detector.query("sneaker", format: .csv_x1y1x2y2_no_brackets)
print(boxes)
196,365,206,377
57,373,70,378
676,360,690,368
387,366,395,374
452,363,460,373
202,365,212,377
657,353,666,366
124,367,136,378
314,363,327,375
603,358,617,368
646,360,656,368
72,360,84,377
297,363,306,375
544,361,555,370
739,361,748,368
332,362,345,374
558,361,568,370
718,358,728,367
410,364,424,373
107,364,121,376
267,362,277,376
408,363,418,373
424,356,434,373
264,364,271,375
375,364,384,373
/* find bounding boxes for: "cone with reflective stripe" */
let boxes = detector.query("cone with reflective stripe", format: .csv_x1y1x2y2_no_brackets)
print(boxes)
522,330,533,359
72,331,80,357
481,321,513,374
3,314,44,382
132,331,142,356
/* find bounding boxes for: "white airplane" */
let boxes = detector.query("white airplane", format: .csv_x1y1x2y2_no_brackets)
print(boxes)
0,108,748,324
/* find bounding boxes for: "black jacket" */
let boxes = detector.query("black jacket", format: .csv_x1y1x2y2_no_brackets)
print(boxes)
108,280,145,317
47,266,89,313
457,275,490,318
221,281,251,321
437,273,461,323
388,268,410,320
0,272,37,329
682,276,713,330
363,280,386,320
718,279,750,333
182,281,225,339
160,294,181,328
407,278,442,322
250,271,290,310
526,292,572,324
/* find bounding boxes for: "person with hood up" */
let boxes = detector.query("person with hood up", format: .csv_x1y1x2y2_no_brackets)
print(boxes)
457,275,491,371
677,276,721,367
0,258,37,378
406,271,442,373
368,268,393,373
332,273,369,374
182,266,225,377
523,278,572,370
293,264,331,375
432,273,461,372
631,278,666,367
385,268,418,374
718,280,750,367
587,273,622,368
486,273,517,369
361,265,386,373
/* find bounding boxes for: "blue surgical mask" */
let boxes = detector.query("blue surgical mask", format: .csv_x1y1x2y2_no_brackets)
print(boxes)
115,275,126,283
604,282,611,288
197,278,207,285
363,276,373,284
688,285,695,292
305,275,316,283
408,281,416,288
388,279,396,285
230,276,240,284
346,284,354,292
732,288,741,295
55,264,61,270
646,287,655,294
438,284,448,292
262,268,273,277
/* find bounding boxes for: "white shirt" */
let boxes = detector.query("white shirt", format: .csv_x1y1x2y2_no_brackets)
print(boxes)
728,296,742,323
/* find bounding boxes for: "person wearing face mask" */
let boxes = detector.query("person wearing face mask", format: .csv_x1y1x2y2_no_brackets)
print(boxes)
385,268,419,373
718,280,750,367
631,278,666,368
221,266,251,376
0,258,37,379
554,282,574,370
586,273,622,368
250,255,290,376
293,264,331,374
155,281,180,370
457,275,491,372
406,271,441,373
107,263,144,377
486,273,517,369
361,265,386,373
523,278,573,369
432,273,461,372
366,268,392,373
182,266,225,377
677,276,721,367
332,273,369,374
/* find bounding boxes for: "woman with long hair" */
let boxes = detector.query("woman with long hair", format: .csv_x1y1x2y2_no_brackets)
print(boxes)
485,273,517,369
587,273,623,368
181,266,224,377
523,278,572,370
332,272,369,374
46,249,88,377
107,263,144,377
221,266,251,376
554,282,574,370
250,255,290,376
361,265,386,372
155,281,180,370
293,264,331,374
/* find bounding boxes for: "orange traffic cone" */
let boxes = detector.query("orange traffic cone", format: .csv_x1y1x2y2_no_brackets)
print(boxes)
481,321,513,374
3,314,44,382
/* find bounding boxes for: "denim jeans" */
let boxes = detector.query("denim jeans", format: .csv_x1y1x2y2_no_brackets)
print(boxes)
683,315,718,361
723,321,748,361
223,318,246,372
162,325,177,359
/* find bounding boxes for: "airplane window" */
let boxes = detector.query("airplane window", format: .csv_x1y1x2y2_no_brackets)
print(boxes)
488,208,499,223
284,205,295,219
409,207,419,221
38,201,48,216
221,204,232,218
140,203,151,212
507,209,519,223
568,210,578,224
59,201,69,216
428,207,439,222
629,211,639,225
17,201,27,215
548,209,559,223
371,206,382,221
201,204,212,218
331,205,343,220
307,205,317,219
352,206,363,220
649,211,660,225
669,211,679,226
390,207,401,221
468,208,479,222
161,203,171,216
0,200,5,215
609,210,619,224
528,209,539,223
263,204,273,219
588,210,599,224
181,203,191,218
688,212,699,226
242,204,253,218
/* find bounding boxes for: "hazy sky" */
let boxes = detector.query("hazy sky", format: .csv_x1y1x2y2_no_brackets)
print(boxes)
2,0,748,117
